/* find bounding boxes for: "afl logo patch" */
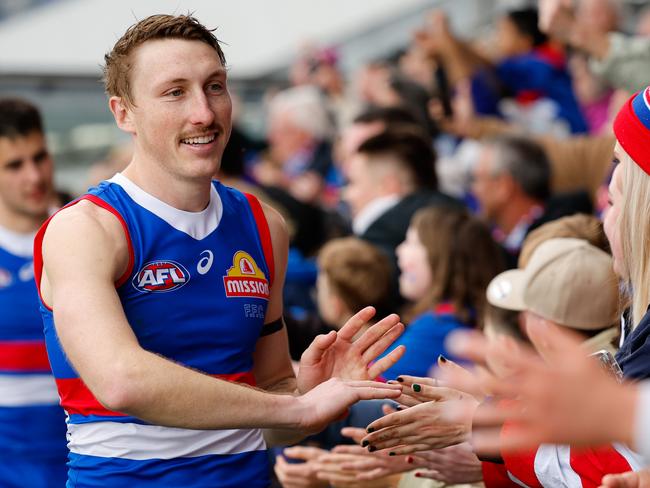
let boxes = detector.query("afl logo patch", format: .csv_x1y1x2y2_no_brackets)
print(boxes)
223,251,270,300
132,260,190,293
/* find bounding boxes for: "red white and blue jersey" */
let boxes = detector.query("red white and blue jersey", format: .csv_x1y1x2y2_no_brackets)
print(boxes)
35,174,276,487
497,410,645,487
0,225,67,483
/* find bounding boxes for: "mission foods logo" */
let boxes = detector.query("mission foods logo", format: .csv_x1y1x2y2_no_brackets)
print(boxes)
132,260,190,293
223,251,270,300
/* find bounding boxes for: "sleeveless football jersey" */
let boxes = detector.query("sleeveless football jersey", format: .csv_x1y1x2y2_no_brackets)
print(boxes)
35,174,276,487
0,225,67,486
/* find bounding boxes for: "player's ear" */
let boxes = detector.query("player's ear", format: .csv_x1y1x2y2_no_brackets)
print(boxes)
109,96,136,134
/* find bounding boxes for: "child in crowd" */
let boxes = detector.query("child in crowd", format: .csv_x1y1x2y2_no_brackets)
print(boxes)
380,206,505,379
284,236,393,359
485,213,618,344
316,236,393,332
487,237,621,355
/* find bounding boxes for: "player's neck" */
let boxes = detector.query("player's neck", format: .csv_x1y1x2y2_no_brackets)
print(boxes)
121,161,212,213
0,205,46,234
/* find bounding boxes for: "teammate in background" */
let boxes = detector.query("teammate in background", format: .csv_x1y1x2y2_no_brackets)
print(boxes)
0,99,67,486
35,14,404,487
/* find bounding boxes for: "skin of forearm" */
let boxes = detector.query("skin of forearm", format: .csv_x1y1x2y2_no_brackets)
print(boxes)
261,375,299,395
263,427,308,447
100,347,306,431
261,375,310,446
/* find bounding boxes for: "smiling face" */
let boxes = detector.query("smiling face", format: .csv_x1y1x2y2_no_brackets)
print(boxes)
396,226,433,302
112,38,232,182
0,131,53,225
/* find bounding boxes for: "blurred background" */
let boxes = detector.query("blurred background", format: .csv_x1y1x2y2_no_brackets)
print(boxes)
0,0,646,195
0,0,526,194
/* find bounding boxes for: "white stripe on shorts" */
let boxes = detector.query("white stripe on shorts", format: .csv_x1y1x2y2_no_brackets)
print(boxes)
67,421,266,460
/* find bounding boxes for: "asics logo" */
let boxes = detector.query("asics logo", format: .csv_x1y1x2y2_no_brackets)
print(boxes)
197,250,214,275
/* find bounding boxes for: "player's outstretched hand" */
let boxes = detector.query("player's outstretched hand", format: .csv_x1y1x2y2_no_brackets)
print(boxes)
297,306,405,393
296,378,401,435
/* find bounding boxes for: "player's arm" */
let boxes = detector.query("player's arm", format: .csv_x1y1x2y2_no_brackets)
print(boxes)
248,204,309,446
41,201,400,432
251,202,296,395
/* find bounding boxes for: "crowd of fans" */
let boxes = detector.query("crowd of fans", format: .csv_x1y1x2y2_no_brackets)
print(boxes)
235,0,650,486
8,0,650,486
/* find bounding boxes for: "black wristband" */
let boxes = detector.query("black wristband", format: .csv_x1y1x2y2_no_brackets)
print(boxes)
260,318,284,336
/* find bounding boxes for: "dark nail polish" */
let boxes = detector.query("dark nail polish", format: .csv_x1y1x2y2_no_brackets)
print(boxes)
367,427,375,433
396,377,404,383
389,452,396,456
414,473,422,478
412,384,421,393
438,354,447,364
368,446,377,452
361,440,369,447
406,456,413,464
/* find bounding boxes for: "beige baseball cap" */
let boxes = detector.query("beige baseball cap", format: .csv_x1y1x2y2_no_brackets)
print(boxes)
486,238,620,330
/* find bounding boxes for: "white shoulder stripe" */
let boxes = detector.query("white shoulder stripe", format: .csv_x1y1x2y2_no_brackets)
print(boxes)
0,374,60,406
534,444,582,488
67,421,266,460
108,173,223,240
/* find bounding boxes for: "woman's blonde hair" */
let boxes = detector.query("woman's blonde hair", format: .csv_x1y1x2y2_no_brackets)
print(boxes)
619,154,650,327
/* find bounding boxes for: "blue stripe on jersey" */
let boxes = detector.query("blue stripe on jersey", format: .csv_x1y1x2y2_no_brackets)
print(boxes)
0,369,52,375
0,237,67,480
0,404,67,459
42,301,78,378
0,247,43,341
67,413,148,425
67,450,270,488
